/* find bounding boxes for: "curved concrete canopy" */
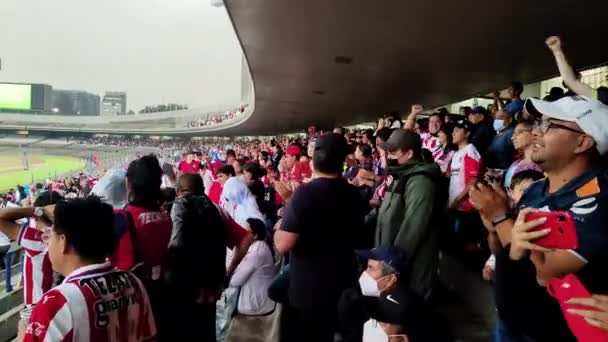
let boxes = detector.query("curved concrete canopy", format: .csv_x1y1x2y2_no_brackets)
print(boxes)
222,0,608,135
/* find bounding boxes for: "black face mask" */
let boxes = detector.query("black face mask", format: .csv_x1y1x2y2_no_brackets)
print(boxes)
387,158,399,167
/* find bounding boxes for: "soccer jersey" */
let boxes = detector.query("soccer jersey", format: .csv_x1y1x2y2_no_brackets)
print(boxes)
17,220,54,305
177,159,200,174
448,144,482,211
420,132,442,162
24,262,156,342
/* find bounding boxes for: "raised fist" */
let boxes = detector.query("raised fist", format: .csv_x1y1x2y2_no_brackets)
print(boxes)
545,36,562,52
411,104,424,115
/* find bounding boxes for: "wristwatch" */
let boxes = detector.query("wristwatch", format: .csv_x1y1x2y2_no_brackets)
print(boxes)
34,207,44,218
491,212,510,226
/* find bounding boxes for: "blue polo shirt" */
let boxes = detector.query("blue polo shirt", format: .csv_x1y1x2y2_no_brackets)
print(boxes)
493,168,608,342
518,167,608,290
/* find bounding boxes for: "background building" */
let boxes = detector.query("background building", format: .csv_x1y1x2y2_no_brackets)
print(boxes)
52,90,100,116
101,91,127,116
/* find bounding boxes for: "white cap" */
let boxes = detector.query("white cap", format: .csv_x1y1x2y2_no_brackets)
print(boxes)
525,96,608,154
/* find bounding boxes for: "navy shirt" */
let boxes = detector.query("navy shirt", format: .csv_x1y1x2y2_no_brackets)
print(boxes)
495,168,608,342
486,125,515,170
519,168,608,292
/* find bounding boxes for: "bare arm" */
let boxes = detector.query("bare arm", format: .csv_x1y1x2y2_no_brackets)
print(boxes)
546,36,594,97
0,206,33,240
403,104,423,131
227,230,254,277
274,230,298,255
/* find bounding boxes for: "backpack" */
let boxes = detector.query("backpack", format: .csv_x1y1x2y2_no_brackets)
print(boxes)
163,194,227,301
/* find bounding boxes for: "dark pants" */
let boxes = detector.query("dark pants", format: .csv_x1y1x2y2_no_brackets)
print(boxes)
161,301,216,341
281,304,335,342
268,264,290,304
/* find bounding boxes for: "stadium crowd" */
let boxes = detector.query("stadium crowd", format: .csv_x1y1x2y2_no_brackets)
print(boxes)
0,35,608,342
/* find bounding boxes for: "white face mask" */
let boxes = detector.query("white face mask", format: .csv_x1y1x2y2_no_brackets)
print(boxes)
359,271,381,297
363,319,409,342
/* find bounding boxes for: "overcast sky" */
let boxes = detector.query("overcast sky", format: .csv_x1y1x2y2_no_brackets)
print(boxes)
0,0,243,111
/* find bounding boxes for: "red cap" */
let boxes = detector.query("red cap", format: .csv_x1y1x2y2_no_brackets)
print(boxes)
286,145,301,156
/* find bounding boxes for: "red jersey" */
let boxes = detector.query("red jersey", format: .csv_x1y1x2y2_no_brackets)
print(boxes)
18,220,53,305
178,159,200,174
208,181,223,205
110,205,172,280
24,262,156,342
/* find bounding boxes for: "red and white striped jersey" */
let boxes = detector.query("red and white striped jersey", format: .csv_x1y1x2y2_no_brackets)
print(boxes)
420,132,443,162
17,220,53,305
24,262,156,342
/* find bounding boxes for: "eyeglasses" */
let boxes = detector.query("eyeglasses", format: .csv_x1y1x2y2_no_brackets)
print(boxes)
533,120,585,135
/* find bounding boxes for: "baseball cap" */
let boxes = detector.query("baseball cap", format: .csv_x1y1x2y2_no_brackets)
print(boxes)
470,106,487,116
454,119,472,131
286,145,302,156
504,99,524,115
355,246,409,274
314,133,350,160
525,96,608,154
382,130,422,153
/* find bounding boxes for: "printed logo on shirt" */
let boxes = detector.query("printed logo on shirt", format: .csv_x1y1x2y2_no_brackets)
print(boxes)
79,273,138,329
25,322,46,337
570,197,598,216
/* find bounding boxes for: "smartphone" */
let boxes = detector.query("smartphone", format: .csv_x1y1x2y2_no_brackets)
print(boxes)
526,210,578,249
547,275,608,341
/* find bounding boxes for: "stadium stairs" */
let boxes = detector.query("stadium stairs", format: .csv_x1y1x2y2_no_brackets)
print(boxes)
0,246,24,342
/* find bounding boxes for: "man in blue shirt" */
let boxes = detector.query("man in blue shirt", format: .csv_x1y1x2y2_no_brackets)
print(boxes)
470,95,608,341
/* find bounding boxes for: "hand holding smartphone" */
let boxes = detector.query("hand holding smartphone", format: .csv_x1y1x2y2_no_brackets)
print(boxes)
525,210,578,249
547,275,608,341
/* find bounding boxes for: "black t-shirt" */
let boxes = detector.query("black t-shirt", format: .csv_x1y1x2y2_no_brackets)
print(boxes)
281,177,368,310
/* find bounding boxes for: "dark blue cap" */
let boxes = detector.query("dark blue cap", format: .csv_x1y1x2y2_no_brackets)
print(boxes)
356,246,409,272
504,100,523,115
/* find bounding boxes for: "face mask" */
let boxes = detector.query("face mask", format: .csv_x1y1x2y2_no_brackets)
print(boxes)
386,158,399,168
493,119,505,132
359,271,381,297
363,319,409,342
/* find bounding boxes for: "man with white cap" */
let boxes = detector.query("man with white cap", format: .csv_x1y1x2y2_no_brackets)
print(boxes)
470,95,608,341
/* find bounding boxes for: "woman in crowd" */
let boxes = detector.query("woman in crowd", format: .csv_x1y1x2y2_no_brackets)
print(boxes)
161,162,177,189
436,123,457,173
229,217,276,316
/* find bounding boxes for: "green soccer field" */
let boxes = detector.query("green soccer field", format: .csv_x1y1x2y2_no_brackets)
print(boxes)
0,152,84,192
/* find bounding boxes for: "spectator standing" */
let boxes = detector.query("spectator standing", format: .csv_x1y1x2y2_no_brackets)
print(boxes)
376,130,443,299
275,133,368,342
404,105,443,160
161,163,177,189
436,124,457,174
0,191,62,306
210,164,235,205
468,106,496,159
486,105,517,170
165,173,253,341
22,197,156,342
178,150,201,174
111,155,172,335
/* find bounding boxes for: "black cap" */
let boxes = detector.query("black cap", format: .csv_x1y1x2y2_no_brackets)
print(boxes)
315,133,350,160
382,130,422,153
355,246,410,274
454,119,472,131
470,106,487,116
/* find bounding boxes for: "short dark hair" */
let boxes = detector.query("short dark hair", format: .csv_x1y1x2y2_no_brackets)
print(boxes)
510,170,544,191
177,173,205,195
511,81,524,95
226,149,237,159
246,218,267,241
127,154,163,207
376,128,392,143
357,144,372,158
53,196,116,261
34,191,64,207
217,164,236,177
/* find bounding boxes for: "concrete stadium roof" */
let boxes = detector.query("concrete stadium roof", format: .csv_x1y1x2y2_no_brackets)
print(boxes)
221,0,608,135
